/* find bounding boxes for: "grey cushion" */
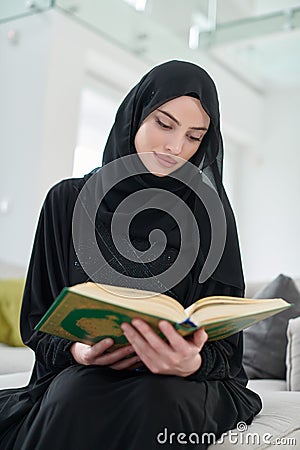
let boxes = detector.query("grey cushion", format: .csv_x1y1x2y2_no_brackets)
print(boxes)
247,379,287,393
286,316,300,391
243,274,300,379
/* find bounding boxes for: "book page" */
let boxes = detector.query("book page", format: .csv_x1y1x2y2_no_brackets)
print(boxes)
70,282,186,322
185,295,285,317
189,298,289,325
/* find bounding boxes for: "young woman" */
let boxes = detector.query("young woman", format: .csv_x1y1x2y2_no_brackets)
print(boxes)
0,60,261,449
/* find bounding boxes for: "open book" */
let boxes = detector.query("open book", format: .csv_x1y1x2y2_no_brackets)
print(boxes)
35,282,291,346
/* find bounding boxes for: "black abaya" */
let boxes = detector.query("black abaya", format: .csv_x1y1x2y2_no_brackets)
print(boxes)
0,179,262,450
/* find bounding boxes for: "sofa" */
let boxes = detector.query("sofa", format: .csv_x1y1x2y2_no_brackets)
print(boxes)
0,261,299,449
0,260,35,390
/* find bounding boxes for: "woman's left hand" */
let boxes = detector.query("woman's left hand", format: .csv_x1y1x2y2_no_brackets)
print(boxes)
120,319,208,377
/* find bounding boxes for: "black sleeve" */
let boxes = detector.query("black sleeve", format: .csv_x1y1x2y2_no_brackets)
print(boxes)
186,280,248,384
20,180,79,378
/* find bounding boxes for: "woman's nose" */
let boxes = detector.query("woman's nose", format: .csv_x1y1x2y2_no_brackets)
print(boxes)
165,135,184,155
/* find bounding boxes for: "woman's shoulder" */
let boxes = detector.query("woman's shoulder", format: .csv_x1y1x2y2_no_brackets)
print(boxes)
45,177,86,202
41,177,87,218
45,168,101,203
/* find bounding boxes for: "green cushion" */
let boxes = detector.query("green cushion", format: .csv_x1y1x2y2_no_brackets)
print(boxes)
0,278,25,347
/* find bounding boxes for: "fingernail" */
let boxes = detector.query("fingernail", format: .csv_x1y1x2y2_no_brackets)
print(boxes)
132,318,141,326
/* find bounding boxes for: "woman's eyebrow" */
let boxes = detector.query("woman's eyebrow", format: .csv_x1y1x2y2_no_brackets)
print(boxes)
157,109,208,131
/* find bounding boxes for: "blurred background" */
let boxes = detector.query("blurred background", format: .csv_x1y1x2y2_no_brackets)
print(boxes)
0,0,299,283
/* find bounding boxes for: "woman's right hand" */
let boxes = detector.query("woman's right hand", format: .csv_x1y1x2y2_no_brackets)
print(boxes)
70,339,143,371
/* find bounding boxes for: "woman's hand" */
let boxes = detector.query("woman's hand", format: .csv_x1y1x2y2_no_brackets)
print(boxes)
120,319,208,377
70,340,142,371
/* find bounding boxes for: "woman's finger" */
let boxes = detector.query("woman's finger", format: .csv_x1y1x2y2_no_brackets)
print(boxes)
87,338,115,358
191,328,208,349
121,320,170,365
129,319,170,353
108,355,141,371
157,320,193,353
89,343,136,365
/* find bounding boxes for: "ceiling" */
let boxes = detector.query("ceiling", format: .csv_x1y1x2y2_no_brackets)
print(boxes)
1,0,300,91
56,0,300,91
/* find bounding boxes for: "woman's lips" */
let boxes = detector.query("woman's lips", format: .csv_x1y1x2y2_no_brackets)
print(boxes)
154,152,177,167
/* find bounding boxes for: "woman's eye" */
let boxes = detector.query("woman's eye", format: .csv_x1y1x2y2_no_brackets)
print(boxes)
188,135,202,142
156,118,171,129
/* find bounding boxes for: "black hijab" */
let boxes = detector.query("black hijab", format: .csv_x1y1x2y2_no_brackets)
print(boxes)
74,60,244,307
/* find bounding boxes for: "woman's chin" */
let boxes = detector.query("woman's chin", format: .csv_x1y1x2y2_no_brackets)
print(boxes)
151,170,168,177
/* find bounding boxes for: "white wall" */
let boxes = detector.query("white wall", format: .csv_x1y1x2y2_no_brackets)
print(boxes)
238,87,300,282
0,9,148,268
0,13,52,267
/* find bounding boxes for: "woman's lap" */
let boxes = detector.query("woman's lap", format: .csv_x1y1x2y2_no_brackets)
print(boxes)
2,365,258,450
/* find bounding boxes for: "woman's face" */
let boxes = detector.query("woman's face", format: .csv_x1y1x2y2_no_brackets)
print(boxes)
134,96,210,177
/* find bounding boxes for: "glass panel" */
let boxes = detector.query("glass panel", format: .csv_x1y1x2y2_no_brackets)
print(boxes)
55,0,202,64
198,6,300,48
0,0,52,24
55,1,300,56
55,1,300,90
